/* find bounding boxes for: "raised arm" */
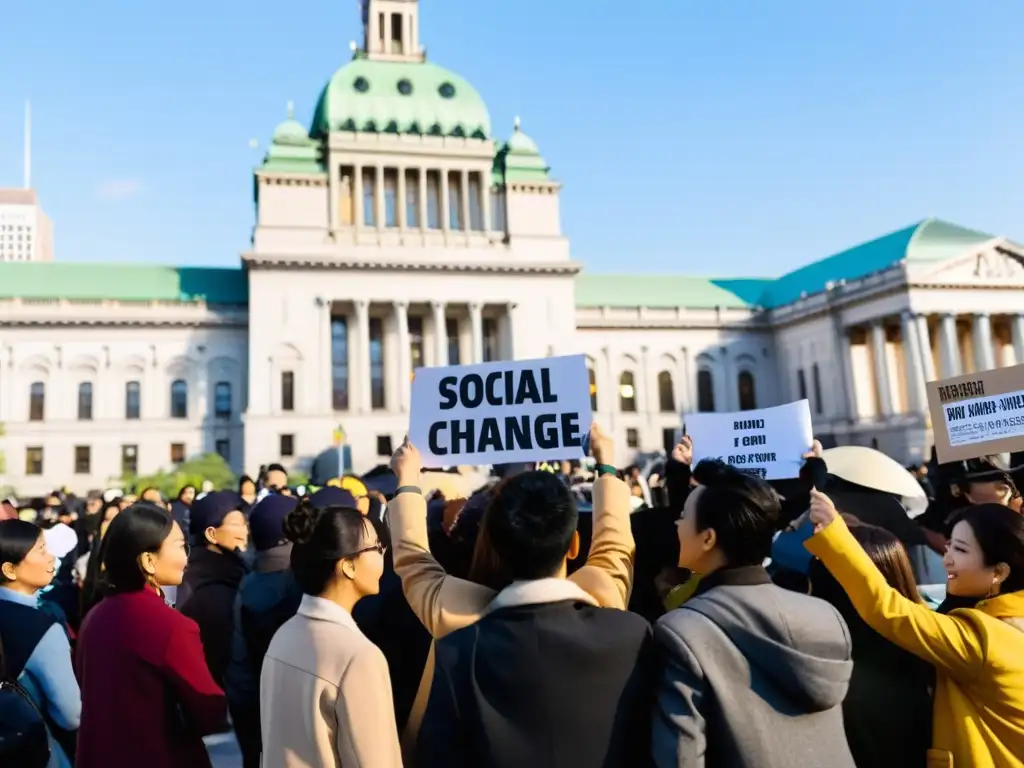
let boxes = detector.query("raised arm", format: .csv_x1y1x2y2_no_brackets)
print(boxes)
804,489,984,679
569,424,635,609
390,440,496,639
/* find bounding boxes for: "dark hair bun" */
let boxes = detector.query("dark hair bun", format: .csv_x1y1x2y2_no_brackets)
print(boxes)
283,500,319,545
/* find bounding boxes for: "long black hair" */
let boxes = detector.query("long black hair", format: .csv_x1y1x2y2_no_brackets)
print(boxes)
283,499,369,595
0,519,43,583
97,502,174,596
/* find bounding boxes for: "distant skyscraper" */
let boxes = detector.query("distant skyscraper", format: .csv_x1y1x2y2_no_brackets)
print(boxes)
0,189,53,262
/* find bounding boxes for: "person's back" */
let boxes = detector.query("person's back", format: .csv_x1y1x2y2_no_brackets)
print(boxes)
421,583,655,768
652,455,854,768
413,431,655,768
655,574,854,767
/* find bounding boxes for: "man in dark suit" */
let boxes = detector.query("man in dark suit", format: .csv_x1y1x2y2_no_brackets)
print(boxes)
414,431,655,768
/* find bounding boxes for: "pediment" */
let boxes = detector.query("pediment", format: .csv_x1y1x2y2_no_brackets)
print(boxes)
915,242,1024,285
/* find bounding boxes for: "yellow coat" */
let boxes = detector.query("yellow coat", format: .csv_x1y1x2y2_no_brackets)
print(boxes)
807,516,1024,768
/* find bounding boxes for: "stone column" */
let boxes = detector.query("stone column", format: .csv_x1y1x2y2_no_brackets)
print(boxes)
354,163,364,230
900,310,927,413
431,301,447,366
973,313,995,372
319,299,332,413
938,314,961,378
1012,315,1024,366
354,300,371,412
870,321,893,417
440,169,450,233
418,167,427,231
375,166,385,231
914,314,937,383
481,174,492,233
680,347,691,413
461,169,471,232
498,302,514,360
397,167,407,230
394,301,410,411
469,302,484,363
838,327,859,421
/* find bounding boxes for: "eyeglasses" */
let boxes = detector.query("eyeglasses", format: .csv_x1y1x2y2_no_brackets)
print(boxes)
343,541,387,559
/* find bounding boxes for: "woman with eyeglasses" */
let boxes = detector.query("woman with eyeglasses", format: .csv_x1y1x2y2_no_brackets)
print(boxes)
75,503,226,768
260,498,401,767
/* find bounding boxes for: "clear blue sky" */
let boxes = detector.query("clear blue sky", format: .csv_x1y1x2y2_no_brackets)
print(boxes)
0,0,1020,277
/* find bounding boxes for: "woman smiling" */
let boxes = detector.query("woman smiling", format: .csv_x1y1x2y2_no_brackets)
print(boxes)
805,490,1024,767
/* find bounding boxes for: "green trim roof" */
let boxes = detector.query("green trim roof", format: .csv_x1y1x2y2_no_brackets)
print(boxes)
0,264,248,304
575,274,768,310
311,56,491,139
757,218,994,309
260,105,325,176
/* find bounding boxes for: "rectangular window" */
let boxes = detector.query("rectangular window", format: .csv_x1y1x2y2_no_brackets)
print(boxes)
378,11,385,45
214,381,232,419
280,434,295,458
390,11,403,53
369,317,386,410
448,172,464,230
404,169,420,227
376,435,394,457
491,188,506,233
338,166,355,226
74,446,91,475
78,382,94,420
426,171,441,229
797,369,808,401
121,445,138,477
384,168,399,227
25,446,43,476
332,316,350,410
362,168,377,227
281,371,295,412
662,428,678,456
626,428,639,449
29,381,44,421
483,317,499,362
812,364,824,415
125,381,141,420
215,439,230,463
446,317,461,366
468,172,483,231
170,443,185,465
409,316,425,375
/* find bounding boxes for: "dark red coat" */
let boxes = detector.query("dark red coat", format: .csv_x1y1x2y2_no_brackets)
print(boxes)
75,588,226,768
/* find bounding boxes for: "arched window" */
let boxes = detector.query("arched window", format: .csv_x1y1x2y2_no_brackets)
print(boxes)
170,379,188,419
619,371,637,412
214,381,232,419
738,371,757,411
78,382,94,420
28,382,45,421
125,381,141,420
697,370,715,412
588,368,598,411
658,371,675,413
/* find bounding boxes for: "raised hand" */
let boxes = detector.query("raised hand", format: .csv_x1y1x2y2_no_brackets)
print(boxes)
590,422,615,468
672,435,693,466
391,437,422,486
802,439,823,459
808,488,838,533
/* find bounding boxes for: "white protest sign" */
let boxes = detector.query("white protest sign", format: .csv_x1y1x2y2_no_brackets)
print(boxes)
684,400,813,480
410,355,593,468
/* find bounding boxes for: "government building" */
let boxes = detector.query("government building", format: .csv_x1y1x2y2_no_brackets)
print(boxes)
2,0,1023,495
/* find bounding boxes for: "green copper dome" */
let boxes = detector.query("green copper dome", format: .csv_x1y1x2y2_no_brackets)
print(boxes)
260,103,324,175
310,55,491,139
494,118,551,183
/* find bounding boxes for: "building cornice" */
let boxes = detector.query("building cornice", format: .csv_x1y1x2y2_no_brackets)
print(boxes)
241,253,583,275
0,298,248,329
575,304,767,331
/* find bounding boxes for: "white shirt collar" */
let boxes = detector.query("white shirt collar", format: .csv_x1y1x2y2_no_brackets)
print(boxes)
296,593,363,635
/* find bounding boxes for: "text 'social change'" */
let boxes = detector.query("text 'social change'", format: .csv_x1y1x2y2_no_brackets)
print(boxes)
409,355,593,467
684,400,814,480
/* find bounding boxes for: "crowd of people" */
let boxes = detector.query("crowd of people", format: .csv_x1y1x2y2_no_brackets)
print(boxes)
1,425,1023,767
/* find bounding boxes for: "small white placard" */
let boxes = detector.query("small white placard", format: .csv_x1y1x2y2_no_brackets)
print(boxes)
684,400,814,480
410,355,593,468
